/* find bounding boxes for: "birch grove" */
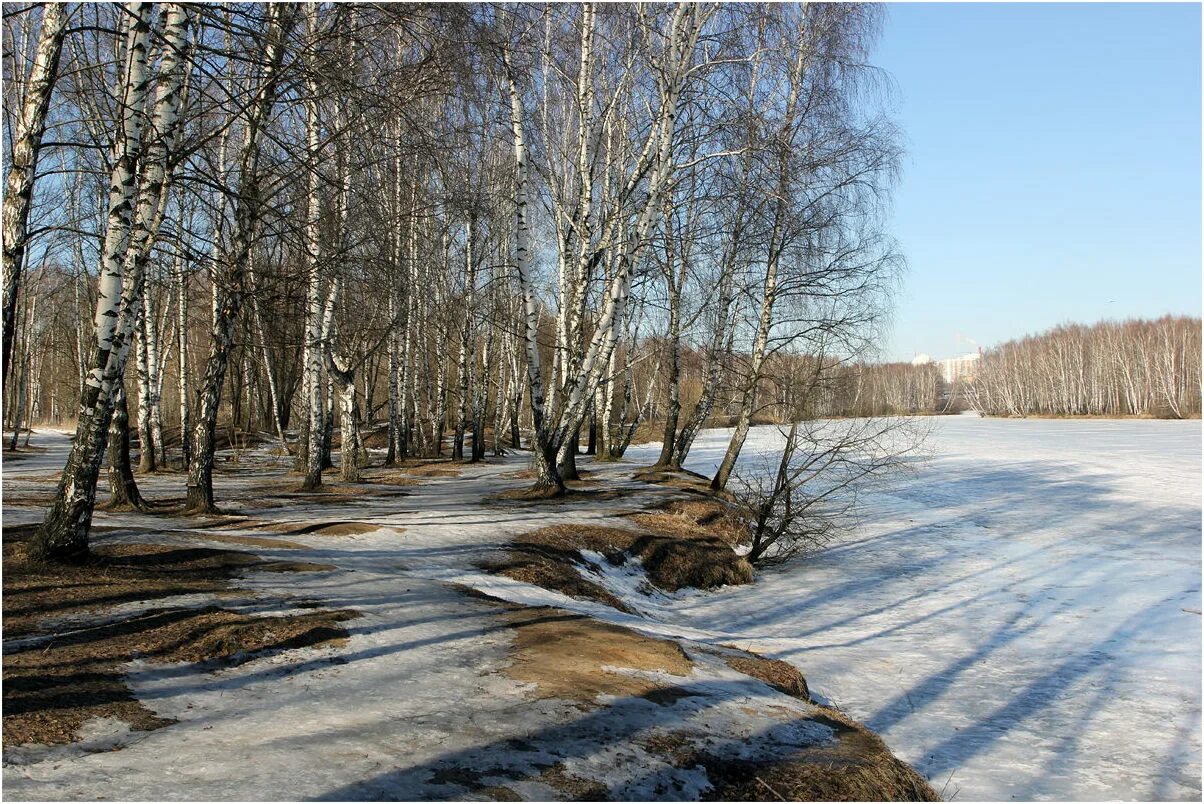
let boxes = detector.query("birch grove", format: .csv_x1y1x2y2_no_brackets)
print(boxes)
6,1,921,562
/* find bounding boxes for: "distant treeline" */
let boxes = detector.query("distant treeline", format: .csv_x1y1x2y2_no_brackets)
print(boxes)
968,316,1201,418
807,361,943,418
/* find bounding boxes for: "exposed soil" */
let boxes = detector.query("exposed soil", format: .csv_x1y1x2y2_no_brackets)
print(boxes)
398,459,463,478
537,764,611,800
625,498,747,548
4,605,356,748
698,707,940,801
486,485,627,504
632,466,717,495
168,531,310,550
5,531,261,638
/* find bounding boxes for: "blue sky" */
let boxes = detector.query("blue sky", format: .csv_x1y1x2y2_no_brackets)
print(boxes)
874,2,1201,361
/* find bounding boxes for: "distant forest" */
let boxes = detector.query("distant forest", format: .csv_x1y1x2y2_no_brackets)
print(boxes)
966,316,1201,419
812,315,1202,420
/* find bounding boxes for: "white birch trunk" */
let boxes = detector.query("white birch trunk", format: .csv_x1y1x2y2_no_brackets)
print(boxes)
3,2,68,386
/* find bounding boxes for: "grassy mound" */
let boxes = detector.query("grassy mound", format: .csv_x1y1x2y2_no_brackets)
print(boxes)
485,496,753,611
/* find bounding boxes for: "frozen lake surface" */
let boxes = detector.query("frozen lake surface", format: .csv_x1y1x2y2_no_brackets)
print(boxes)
629,416,1202,800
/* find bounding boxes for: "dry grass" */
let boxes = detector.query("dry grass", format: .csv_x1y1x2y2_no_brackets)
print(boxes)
4,532,261,638
482,525,642,613
640,712,938,802
537,764,610,800
626,498,747,548
398,459,463,478
357,468,421,487
486,500,753,611
631,532,753,592
2,525,356,749
486,485,628,504
697,706,939,801
503,606,693,704
721,652,810,700
167,531,310,551
4,605,356,747
632,466,716,495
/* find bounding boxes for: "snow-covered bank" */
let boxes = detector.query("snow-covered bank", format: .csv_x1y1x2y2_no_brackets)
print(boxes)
3,432,933,801
628,417,1202,800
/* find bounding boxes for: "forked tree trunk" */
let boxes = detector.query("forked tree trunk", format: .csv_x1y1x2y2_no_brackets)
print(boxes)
31,3,157,562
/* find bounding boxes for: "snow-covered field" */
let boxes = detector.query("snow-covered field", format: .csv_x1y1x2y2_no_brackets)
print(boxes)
4,417,1199,801
628,416,1203,800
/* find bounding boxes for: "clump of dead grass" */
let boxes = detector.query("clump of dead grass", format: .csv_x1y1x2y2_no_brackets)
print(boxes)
3,605,356,748
629,532,753,592
627,498,747,546
640,712,937,802
486,485,626,504
238,520,388,538
503,606,693,703
398,459,462,478
721,652,810,700
632,466,714,494
4,534,260,637
485,505,753,611
481,525,641,613
696,707,939,802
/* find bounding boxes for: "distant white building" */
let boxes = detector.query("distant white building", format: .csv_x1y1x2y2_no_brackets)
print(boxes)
935,352,981,385
910,353,932,366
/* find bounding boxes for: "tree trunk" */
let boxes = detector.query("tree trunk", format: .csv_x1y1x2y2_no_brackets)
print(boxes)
185,4,292,513
31,3,158,562
106,383,148,510
2,3,68,388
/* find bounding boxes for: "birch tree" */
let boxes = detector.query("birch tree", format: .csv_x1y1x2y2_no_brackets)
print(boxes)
2,2,68,388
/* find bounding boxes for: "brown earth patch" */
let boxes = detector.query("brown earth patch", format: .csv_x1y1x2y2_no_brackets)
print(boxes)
503,606,693,704
398,459,462,478
633,466,715,494
486,486,627,504
538,764,610,800
3,532,272,638
358,469,421,487
627,498,747,548
630,532,753,593
698,708,939,801
254,560,337,573
482,525,643,613
640,713,937,802
721,652,811,701
4,605,356,748
247,520,387,538
485,517,752,611
499,468,537,480
173,531,309,550
2,526,357,750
